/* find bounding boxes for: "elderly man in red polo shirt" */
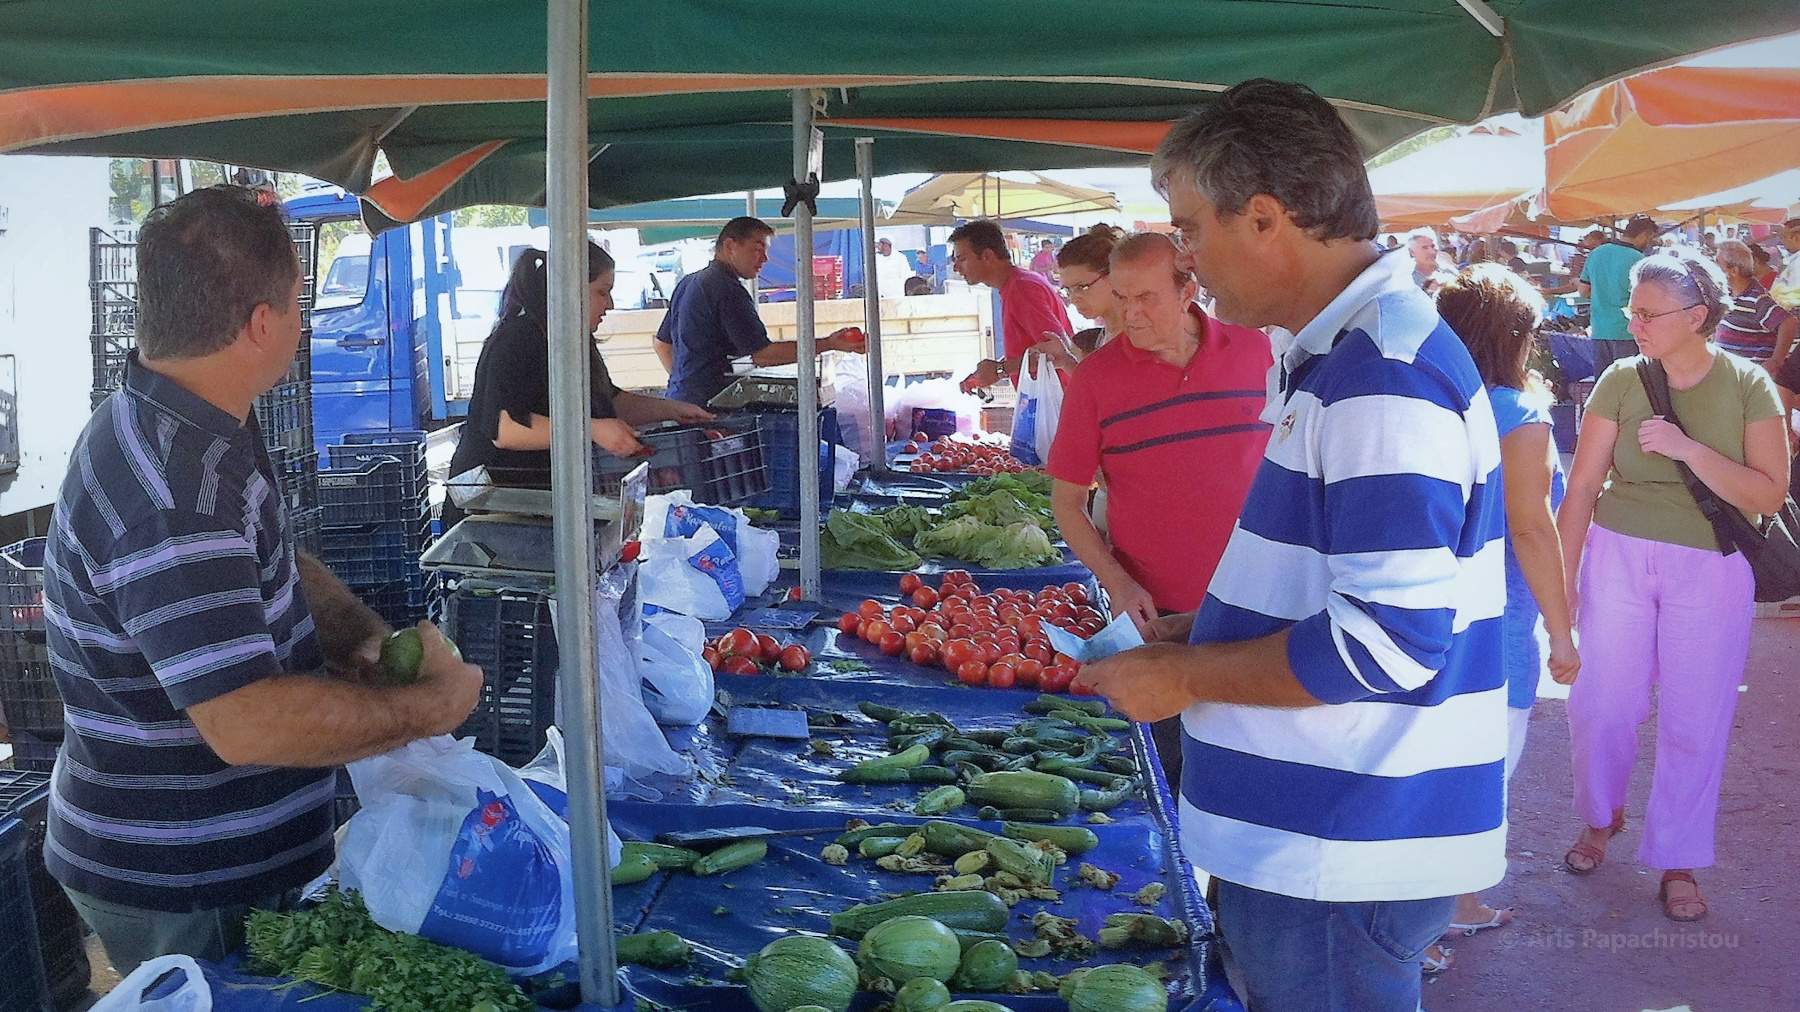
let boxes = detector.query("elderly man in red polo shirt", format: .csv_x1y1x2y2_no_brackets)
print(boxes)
1046,233,1271,784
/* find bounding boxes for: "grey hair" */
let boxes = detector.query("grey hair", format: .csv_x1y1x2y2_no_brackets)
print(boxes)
1714,239,1755,279
1151,79,1378,243
1631,251,1731,333
1109,232,1189,289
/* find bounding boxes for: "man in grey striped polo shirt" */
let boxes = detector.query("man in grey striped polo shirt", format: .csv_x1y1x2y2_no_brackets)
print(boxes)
42,186,482,974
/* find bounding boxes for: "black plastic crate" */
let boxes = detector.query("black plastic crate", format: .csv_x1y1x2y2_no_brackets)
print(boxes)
0,813,51,1011
735,408,839,517
444,584,558,768
331,767,358,828
0,538,47,637
1,769,92,1009
0,636,61,738
320,518,432,586
265,448,319,515
319,458,428,526
255,381,315,460
356,573,440,629
329,430,429,471
9,731,59,773
289,506,323,557
595,424,768,504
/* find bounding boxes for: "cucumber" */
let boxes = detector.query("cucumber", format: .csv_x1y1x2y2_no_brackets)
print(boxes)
691,839,768,876
827,890,1010,939
976,806,1061,823
919,820,1000,857
1024,694,1106,716
614,930,691,968
859,836,910,859
860,702,908,722
839,743,931,783
914,785,966,816
1079,780,1138,812
835,822,918,847
967,770,1080,818
1001,823,1100,855
619,841,701,870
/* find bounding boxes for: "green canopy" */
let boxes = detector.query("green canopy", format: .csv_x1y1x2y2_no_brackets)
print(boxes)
4,1,1796,224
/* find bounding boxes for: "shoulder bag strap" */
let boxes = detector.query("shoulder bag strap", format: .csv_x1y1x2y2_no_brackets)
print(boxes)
1634,360,1741,556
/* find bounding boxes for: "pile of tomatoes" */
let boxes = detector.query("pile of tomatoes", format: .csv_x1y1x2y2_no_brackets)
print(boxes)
902,433,1033,476
836,571,1104,693
703,627,812,677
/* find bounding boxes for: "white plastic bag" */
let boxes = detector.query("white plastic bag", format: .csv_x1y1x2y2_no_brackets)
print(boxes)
1009,350,1064,466
885,377,983,439
644,492,779,597
515,727,626,868
833,444,861,494
90,955,212,1012
338,735,578,976
589,566,691,778
826,350,873,462
637,616,714,726
638,525,744,620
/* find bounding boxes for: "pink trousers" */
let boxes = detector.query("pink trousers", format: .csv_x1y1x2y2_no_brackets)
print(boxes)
1567,524,1755,870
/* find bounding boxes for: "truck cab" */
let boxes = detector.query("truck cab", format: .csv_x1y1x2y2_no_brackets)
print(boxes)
285,186,466,452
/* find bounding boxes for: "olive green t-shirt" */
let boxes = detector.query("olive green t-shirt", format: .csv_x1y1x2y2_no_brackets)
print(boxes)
1586,352,1784,551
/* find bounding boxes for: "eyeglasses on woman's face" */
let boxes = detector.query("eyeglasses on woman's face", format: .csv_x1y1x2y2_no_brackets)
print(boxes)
1621,304,1697,325
1060,271,1110,299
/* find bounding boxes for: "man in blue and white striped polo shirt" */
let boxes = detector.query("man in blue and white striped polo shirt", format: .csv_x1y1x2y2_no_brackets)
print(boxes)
1078,80,1506,1011
43,186,482,975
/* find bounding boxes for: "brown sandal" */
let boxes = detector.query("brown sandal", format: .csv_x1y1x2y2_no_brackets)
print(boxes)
1563,811,1626,875
1658,871,1708,922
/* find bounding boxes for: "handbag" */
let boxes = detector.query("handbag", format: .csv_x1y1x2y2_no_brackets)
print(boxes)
1635,360,1800,602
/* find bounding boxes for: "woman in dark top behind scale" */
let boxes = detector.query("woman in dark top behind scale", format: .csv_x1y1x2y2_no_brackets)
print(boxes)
444,242,713,527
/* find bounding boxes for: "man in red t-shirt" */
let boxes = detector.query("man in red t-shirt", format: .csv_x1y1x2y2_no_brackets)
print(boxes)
950,219,1075,393
1047,233,1271,625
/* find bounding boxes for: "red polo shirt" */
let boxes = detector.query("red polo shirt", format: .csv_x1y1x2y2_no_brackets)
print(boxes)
1046,306,1272,612
999,268,1074,381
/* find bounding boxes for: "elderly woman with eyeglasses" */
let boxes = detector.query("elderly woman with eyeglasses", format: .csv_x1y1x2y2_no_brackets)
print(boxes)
1556,251,1790,922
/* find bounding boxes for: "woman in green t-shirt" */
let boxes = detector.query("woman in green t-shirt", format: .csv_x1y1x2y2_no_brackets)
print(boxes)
1556,252,1790,922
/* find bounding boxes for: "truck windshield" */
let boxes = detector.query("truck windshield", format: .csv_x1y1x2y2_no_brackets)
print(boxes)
315,220,372,310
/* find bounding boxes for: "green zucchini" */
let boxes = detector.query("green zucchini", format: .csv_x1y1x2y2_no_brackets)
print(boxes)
834,822,917,847
744,935,860,1012
619,841,701,870
827,890,1010,939
919,820,1000,857
609,850,659,885
857,916,961,984
1001,823,1100,855
914,785,967,816
966,770,1080,818
976,806,1061,823
952,938,1019,992
691,839,768,876
983,838,1052,886
614,930,691,967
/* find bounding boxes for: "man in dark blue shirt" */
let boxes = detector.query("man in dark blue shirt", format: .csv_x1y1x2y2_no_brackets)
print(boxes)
43,186,483,974
654,216,864,405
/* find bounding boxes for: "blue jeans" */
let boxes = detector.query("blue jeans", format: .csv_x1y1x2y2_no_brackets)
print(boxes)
1215,879,1453,1012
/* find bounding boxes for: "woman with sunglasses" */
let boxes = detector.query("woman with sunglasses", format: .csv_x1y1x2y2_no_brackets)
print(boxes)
1557,251,1789,921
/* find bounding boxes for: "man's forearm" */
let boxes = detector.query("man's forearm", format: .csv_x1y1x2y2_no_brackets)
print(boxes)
1052,486,1129,588
612,390,667,426
190,674,438,767
750,341,801,367
653,338,675,374
297,552,388,670
1185,631,1320,708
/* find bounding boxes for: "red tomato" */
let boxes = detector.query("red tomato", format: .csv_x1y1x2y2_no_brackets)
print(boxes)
755,634,782,662
1018,615,1043,639
785,586,804,602
720,628,758,657
899,573,923,595
858,599,885,619
911,586,940,610
778,644,811,672
889,612,917,635
619,540,642,563
702,646,722,672
1015,658,1044,688
862,619,891,645
879,631,906,657
1023,641,1052,663
910,461,932,473
976,641,1003,665
1040,666,1075,693
909,642,940,666
956,659,989,686
723,655,762,677
902,631,929,652
918,623,947,642
943,569,972,587
940,639,978,670
838,612,862,635
1063,582,1091,605
913,431,930,442
986,662,1017,690
949,623,976,642
1076,618,1105,638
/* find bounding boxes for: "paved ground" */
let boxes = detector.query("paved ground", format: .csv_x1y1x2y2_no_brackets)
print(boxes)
1427,615,1800,1012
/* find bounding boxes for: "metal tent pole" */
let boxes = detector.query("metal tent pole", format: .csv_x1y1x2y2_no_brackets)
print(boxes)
855,138,886,475
547,0,618,1005
747,190,760,302
793,89,821,599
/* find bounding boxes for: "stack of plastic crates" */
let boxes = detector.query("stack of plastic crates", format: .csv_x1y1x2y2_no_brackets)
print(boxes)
593,423,769,504
88,226,138,409
320,431,437,628
441,580,558,767
1,769,91,1010
0,539,64,772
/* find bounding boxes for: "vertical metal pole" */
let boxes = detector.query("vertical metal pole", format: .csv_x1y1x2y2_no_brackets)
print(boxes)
547,1,618,1005
855,139,886,475
746,190,760,302
793,89,821,599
